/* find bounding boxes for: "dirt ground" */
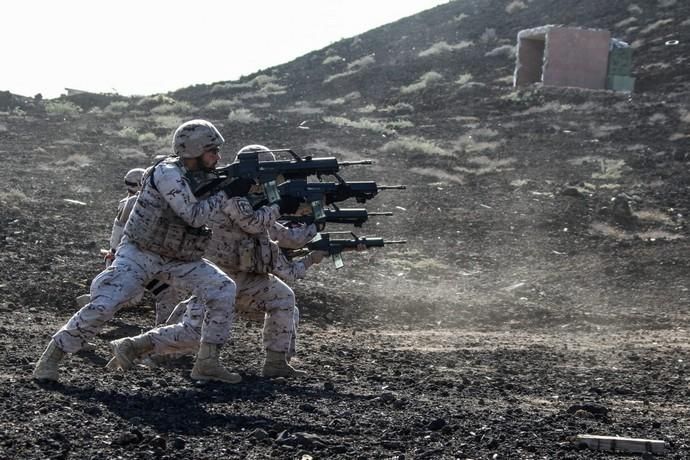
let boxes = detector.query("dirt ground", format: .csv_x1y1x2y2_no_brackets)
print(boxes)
2,0,690,458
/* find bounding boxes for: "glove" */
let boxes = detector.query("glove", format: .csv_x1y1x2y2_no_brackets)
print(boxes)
223,178,255,198
278,195,303,215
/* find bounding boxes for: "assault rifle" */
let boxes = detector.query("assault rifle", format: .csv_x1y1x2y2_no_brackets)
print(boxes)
281,207,393,228
278,179,406,205
193,149,373,201
288,232,406,268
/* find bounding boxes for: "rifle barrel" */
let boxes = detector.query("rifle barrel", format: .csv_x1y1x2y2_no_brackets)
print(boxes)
385,240,407,244
367,212,394,216
339,160,374,166
377,185,406,190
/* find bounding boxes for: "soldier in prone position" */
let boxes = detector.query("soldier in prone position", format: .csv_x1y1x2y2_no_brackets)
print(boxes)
33,119,242,384
108,145,328,378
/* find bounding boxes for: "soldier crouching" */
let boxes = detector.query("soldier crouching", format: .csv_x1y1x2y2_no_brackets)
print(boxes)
33,119,242,384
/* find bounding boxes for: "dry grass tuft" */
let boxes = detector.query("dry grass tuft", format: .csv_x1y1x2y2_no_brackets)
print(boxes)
400,72,443,94
418,41,473,57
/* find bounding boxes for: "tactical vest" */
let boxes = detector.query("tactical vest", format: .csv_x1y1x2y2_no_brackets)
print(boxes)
123,159,212,261
205,211,278,274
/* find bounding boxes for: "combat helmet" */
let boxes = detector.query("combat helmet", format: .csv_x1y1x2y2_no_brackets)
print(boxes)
173,120,225,158
124,168,146,193
236,144,275,162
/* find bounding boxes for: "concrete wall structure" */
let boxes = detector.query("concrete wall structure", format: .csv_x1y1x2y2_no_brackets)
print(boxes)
515,26,611,90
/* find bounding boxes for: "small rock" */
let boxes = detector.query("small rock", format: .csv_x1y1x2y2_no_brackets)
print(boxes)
323,381,335,391
381,392,396,403
428,418,447,431
170,437,186,450
250,429,269,440
148,435,166,450
299,403,317,413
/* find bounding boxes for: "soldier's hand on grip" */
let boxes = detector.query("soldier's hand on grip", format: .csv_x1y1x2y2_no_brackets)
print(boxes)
223,178,255,198
278,195,302,215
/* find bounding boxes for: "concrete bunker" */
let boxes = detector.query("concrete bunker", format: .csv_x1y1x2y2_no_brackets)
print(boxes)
514,25,612,90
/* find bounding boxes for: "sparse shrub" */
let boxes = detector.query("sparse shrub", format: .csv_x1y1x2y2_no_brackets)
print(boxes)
227,108,259,123
453,13,469,22
455,155,516,175
0,188,32,204
151,101,194,114
615,17,637,28
104,101,129,114
494,75,514,85
400,71,443,94
322,55,343,65
136,94,176,110
205,99,240,111
485,45,516,58
418,40,473,57
153,115,183,130
324,70,357,84
282,104,323,115
118,126,139,140
323,56,375,83
323,116,412,135
505,0,527,14
641,19,673,35
356,104,377,113
379,103,414,114
318,92,361,106
348,55,375,71
456,74,474,85
628,4,642,14
680,110,690,123
379,136,449,156
45,101,82,117
479,28,498,44
648,113,667,124
137,132,158,144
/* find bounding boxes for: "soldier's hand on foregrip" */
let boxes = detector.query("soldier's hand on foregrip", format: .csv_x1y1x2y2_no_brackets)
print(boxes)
223,178,255,198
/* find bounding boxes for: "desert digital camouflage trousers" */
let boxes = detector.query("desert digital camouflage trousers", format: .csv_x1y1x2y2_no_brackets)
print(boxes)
147,271,297,355
53,241,236,353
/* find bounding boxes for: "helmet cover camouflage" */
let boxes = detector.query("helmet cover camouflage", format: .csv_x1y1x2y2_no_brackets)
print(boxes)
124,168,146,193
235,144,275,162
173,119,225,158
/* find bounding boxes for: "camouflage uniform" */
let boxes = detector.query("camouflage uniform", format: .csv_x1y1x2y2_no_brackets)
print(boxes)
50,159,234,354
144,198,318,358
104,193,184,324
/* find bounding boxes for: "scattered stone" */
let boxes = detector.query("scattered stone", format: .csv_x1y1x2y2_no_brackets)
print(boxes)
567,403,609,417
148,435,166,450
250,428,269,440
381,391,396,403
170,437,186,450
428,418,447,431
322,381,335,391
299,403,317,413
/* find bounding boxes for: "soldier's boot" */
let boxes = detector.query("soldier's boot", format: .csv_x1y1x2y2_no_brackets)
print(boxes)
33,340,66,382
262,350,307,378
106,335,154,371
190,343,242,384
